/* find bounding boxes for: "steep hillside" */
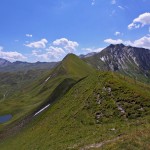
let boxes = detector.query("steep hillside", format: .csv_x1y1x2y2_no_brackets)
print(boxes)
0,69,49,101
0,72,150,150
56,53,95,77
84,44,150,83
0,54,95,129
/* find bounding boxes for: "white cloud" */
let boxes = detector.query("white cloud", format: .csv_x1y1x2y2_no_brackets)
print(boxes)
123,40,133,46
30,38,79,61
25,39,48,49
118,6,124,10
124,36,150,49
53,38,79,52
46,46,66,58
32,50,42,55
0,47,26,62
104,38,123,44
128,23,140,29
32,53,49,61
26,34,33,37
83,47,104,53
112,0,116,4
114,31,121,36
128,12,150,29
104,35,150,49
32,50,50,61
133,35,150,49
32,46,66,61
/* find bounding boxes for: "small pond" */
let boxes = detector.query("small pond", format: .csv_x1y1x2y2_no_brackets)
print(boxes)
0,114,12,123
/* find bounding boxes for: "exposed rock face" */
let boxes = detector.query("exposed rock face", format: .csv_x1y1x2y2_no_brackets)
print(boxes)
99,44,150,72
85,44,150,79
79,52,97,58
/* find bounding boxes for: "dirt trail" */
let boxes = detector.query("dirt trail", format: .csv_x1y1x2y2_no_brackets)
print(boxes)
80,135,123,150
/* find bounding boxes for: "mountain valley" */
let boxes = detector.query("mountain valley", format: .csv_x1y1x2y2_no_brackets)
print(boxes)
0,46,150,150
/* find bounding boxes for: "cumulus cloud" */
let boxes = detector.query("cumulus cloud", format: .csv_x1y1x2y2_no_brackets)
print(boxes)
128,12,150,29
83,47,104,53
26,34,32,37
104,35,150,49
25,39,48,49
32,49,50,61
31,38,79,61
32,50,42,55
53,38,79,52
0,47,26,62
124,36,150,49
114,31,121,36
133,35,150,49
104,38,123,44
46,46,66,58
32,46,66,61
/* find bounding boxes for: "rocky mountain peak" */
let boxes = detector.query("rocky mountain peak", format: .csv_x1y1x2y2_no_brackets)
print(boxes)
84,44,150,80
109,43,125,49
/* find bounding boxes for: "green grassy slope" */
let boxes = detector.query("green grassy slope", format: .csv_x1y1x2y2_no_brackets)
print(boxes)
0,69,48,101
53,53,96,78
0,54,95,129
0,72,150,150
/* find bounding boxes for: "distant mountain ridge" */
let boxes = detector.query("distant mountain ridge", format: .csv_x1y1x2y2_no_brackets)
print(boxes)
0,59,58,72
79,52,97,58
84,44,150,82
0,58,11,67
1,44,150,82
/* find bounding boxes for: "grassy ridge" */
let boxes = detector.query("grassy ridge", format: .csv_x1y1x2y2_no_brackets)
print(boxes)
0,54,95,129
0,54,150,149
0,72,150,149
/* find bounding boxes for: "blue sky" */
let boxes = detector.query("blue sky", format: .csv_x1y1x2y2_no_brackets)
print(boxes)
0,0,150,62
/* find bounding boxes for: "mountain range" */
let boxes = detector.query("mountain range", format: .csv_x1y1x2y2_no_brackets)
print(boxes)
0,58,11,67
0,58,58,72
0,45,150,150
84,44,150,83
1,44,150,82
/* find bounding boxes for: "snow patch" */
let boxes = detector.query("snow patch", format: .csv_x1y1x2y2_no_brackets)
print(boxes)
45,76,51,82
34,104,50,116
100,56,105,62
132,57,139,66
